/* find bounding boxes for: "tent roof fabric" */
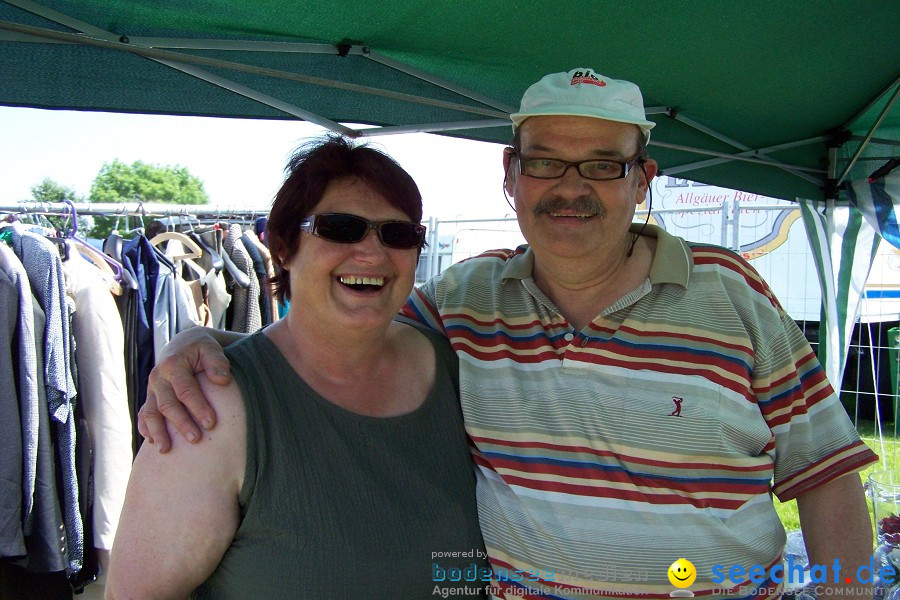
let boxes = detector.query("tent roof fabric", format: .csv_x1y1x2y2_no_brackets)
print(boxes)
1,0,898,201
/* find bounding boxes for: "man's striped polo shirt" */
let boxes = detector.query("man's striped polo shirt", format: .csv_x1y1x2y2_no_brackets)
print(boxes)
401,224,876,600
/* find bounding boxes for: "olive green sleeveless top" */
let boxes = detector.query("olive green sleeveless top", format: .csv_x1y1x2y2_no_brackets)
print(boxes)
192,324,486,599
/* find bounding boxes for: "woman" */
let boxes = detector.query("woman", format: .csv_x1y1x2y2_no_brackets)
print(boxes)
106,137,486,599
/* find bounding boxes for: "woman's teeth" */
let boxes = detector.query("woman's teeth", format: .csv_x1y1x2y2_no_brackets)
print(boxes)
339,275,385,291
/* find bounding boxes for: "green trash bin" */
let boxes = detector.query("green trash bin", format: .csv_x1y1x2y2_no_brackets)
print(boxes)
890,327,900,436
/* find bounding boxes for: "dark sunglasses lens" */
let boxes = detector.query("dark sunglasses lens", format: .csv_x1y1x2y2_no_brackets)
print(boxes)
380,222,424,249
315,214,368,242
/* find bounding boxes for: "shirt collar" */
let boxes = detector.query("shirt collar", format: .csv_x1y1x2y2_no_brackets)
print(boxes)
499,245,534,281
640,223,692,288
499,223,692,289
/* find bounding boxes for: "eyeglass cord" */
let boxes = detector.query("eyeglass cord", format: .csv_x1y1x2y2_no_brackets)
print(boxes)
626,163,652,258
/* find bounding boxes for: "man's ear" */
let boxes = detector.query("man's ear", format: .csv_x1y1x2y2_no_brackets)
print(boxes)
639,159,658,189
634,159,658,207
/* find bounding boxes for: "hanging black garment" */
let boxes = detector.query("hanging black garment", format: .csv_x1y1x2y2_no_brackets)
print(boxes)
121,235,160,418
0,565,71,600
113,285,140,456
68,400,98,592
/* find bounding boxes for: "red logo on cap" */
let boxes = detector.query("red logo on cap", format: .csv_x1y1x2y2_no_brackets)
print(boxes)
570,71,606,87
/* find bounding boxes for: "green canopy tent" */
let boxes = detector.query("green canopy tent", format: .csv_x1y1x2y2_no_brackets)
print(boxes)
1,0,898,202
2,0,899,409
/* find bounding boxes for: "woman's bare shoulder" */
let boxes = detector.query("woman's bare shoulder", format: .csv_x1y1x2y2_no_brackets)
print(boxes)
195,373,246,446
135,373,246,483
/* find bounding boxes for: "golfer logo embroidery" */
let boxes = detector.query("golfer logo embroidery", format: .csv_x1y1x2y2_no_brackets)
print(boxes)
669,396,684,417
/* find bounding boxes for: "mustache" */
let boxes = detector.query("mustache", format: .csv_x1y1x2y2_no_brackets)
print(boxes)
532,195,605,218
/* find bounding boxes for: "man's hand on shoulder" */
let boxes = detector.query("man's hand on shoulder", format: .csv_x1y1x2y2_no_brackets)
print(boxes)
140,326,237,452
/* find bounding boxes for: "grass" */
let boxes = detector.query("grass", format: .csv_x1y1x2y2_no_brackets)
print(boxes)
774,420,899,534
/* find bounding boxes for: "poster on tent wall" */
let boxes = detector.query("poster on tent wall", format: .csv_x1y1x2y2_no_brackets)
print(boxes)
651,177,826,322
648,176,900,324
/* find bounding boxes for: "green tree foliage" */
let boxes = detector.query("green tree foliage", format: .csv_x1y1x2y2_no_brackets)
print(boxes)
88,160,209,239
90,160,209,205
28,178,89,232
31,178,81,203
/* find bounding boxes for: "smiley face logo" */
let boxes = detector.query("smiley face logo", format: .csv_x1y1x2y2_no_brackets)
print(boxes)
667,558,696,588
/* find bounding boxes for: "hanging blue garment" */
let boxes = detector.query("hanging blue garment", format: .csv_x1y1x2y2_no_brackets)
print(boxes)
122,235,161,413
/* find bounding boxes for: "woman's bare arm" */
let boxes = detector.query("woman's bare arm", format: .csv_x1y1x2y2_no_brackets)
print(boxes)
107,373,246,599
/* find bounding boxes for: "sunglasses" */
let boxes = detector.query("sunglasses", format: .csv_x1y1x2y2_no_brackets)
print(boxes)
299,213,426,250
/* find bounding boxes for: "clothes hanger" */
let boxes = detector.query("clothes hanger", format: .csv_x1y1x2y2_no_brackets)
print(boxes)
129,201,147,237
68,238,123,296
62,205,121,293
182,216,224,273
162,215,206,280
103,211,126,264
221,248,251,288
174,214,223,273
188,231,224,272
198,211,249,288
102,211,140,291
215,214,251,288
59,199,131,294
40,211,71,261
148,230,204,260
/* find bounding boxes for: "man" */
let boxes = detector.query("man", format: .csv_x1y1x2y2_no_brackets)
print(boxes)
141,68,876,600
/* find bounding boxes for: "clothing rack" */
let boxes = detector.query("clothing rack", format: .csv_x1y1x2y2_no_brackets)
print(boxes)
0,201,267,222
1,197,278,597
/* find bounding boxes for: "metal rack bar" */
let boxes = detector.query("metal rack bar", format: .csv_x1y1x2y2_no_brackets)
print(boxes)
0,201,267,220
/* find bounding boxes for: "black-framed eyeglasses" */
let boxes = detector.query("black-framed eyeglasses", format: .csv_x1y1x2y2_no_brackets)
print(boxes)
512,152,641,181
299,213,426,249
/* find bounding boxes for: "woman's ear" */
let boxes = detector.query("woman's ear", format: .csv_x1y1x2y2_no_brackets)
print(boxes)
277,248,292,271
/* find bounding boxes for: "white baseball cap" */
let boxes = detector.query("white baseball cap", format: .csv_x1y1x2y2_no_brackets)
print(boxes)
510,68,656,142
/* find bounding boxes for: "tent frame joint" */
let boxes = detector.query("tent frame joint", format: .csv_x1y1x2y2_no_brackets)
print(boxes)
826,127,853,149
